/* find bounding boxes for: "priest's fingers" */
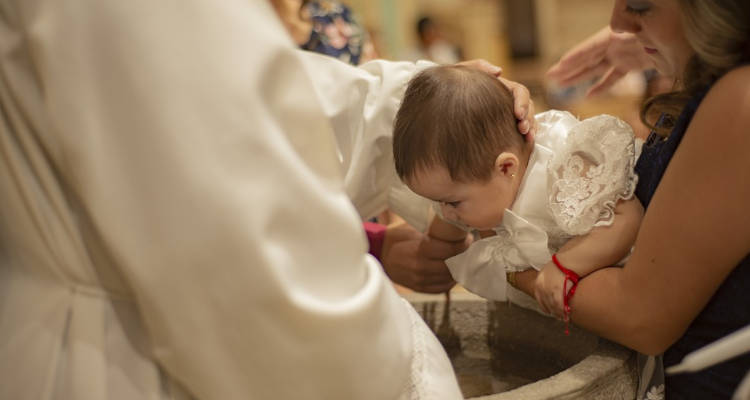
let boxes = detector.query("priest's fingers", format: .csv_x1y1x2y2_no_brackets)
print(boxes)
498,77,536,140
416,281,458,294
419,234,471,260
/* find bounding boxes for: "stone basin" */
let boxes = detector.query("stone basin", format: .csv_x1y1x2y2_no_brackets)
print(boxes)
406,291,637,399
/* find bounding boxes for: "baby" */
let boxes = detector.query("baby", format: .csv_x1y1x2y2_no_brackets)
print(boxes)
393,65,643,317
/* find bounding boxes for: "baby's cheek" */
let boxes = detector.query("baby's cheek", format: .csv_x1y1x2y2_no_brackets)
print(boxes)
485,212,504,229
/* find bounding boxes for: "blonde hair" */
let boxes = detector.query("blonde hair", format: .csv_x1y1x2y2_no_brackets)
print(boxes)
642,0,750,135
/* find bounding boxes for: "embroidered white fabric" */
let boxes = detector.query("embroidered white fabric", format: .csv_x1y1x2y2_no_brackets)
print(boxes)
445,110,639,302
548,114,639,236
402,298,463,400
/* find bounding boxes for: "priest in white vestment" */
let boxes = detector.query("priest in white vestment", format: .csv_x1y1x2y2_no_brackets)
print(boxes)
0,1,471,398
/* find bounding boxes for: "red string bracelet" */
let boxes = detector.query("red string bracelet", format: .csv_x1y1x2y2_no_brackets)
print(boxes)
552,254,580,335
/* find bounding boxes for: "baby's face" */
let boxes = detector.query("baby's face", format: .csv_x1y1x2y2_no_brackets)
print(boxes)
407,165,515,230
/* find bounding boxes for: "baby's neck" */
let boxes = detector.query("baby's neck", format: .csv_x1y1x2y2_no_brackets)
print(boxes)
515,140,535,180
504,140,535,211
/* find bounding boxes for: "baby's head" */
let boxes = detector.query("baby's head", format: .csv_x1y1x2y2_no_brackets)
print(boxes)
393,65,530,229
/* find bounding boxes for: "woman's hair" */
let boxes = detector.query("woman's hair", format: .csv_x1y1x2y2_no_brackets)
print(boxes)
393,65,522,183
643,0,750,135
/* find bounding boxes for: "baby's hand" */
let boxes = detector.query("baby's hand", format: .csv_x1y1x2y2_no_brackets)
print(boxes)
533,262,566,319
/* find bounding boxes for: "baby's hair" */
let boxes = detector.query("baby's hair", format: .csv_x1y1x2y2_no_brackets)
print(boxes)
393,65,522,183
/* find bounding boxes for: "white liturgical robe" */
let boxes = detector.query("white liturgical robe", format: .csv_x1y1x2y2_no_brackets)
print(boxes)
0,1,459,399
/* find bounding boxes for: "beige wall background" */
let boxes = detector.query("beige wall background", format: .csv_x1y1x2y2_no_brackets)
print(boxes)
347,0,614,69
345,0,651,137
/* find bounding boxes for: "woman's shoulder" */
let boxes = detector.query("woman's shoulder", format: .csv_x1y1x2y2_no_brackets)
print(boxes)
715,64,750,86
702,66,750,111
692,65,750,142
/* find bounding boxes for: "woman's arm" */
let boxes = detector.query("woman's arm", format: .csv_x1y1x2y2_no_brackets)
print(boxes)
569,66,750,355
534,197,644,314
557,197,643,275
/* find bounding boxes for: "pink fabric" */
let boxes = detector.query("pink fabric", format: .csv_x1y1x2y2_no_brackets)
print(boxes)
363,222,387,261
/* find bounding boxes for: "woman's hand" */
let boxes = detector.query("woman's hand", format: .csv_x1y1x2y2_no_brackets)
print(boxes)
458,59,537,141
546,27,655,97
533,262,567,319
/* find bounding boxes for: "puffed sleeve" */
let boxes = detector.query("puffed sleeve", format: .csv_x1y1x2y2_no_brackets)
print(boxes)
21,1,460,399
546,114,639,236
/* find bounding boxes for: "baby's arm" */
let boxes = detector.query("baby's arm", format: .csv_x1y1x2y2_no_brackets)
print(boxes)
534,197,643,316
554,197,643,275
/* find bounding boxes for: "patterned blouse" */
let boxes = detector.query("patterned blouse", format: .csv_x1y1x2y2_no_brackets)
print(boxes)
300,0,368,66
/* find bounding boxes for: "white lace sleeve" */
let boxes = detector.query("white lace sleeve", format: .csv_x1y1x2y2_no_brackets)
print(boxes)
547,114,639,236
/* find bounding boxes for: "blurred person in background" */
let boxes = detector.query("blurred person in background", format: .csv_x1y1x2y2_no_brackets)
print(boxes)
271,0,377,65
406,16,462,65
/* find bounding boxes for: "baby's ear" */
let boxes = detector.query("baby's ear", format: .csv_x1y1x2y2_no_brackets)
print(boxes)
494,152,520,177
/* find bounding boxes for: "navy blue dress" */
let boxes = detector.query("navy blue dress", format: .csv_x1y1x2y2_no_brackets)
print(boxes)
634,89,750,399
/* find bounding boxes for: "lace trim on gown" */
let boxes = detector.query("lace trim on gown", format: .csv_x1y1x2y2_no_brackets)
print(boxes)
547,114,639,236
